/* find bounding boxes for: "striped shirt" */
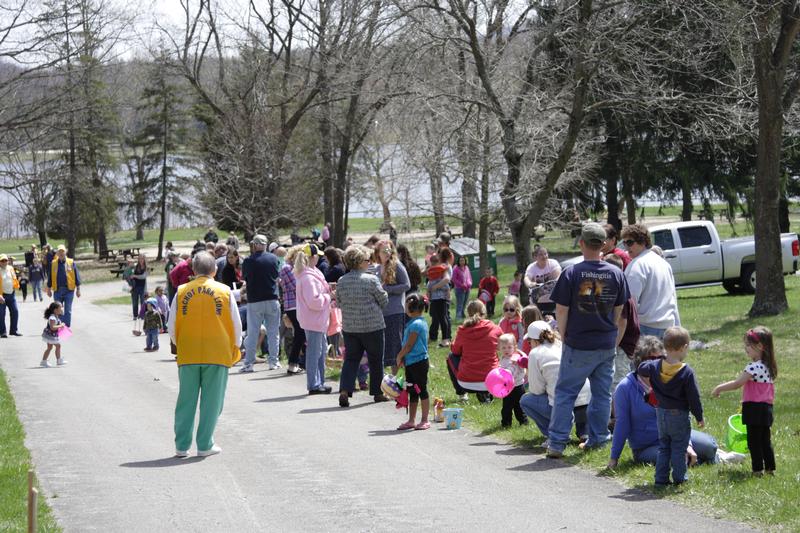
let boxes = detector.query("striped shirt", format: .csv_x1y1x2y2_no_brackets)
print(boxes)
336,270,388,333
279,263,297,310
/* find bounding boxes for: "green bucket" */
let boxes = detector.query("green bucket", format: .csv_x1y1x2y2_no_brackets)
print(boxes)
726,414,749,454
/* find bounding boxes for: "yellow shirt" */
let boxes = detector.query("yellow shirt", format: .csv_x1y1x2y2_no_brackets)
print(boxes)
169,276,242,367
660,360,686,383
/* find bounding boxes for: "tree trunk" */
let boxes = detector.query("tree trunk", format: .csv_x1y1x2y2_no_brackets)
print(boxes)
779,193,790,233
681,174,694,221
461,171,478,238
750,26,789,316
428,154,446,236
478,124,491,283
37,230,47,247
156,106,169,262
622,169,636,225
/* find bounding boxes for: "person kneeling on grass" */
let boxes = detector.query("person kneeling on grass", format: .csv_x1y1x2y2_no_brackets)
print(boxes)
396,293,431,431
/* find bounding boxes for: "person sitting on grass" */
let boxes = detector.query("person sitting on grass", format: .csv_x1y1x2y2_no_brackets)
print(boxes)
447,299,501,403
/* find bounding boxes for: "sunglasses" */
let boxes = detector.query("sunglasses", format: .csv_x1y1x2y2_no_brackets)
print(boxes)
623,239,637,247
503,307,516,312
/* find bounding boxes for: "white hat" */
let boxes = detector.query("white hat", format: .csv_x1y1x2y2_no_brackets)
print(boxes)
268,242,279,253
524,320,552,341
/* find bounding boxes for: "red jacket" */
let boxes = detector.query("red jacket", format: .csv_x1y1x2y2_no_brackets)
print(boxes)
478,276,499,298
169,259,193,289
451,319,501,382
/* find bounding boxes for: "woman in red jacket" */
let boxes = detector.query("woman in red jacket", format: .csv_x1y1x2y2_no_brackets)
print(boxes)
447,299,502,403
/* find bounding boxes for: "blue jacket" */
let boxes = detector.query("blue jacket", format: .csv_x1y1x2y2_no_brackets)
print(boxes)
637,359,704,423
241,251,280,303
611,373,659,460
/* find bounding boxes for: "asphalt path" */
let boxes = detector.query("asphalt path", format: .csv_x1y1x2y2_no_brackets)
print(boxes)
0,280,752,532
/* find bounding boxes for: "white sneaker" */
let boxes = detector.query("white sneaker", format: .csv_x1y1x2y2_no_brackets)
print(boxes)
39,360,51,368
174,449,190,458
239,364,254,373
268,362,282,371
458,393,469,401
56,358,68,366
717,450,747,464
197,444,221,457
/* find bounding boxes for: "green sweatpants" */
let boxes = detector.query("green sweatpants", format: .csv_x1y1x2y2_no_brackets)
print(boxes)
174,364,229,452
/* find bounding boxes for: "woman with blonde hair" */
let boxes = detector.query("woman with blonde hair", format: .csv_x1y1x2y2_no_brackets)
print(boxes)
280,245,306,374
375,240,410,373
447,299,502,402
294,243,333,394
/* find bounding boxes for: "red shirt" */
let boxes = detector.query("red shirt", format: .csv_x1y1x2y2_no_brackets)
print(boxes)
478,276,500,298
451,319,502,382
169,259,194,289
608,247,632,270
499,316,524,345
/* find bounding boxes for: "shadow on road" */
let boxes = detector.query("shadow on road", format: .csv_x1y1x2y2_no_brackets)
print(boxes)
607,486,662,503
254,394,308,403
508,458,571,472
299,403,371,414
368,429,411,437
120,456,205,468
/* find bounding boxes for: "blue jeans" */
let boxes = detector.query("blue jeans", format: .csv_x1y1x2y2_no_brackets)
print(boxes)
32,280,43,301
145,328,159,349
0,292,19,335
639,324,667,339
655,408,692,484
131,286,145,319
244,299,281,366
547,345,615,452
454,288,469,319
520,392,588,439
634,429,718,465
54,287,75,327
305,330,327,391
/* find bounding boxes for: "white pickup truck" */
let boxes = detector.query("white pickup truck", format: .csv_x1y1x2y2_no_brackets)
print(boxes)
561,220,800,294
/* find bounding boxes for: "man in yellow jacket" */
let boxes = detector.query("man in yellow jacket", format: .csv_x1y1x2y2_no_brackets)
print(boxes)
168,251,242,457
45,245,81,327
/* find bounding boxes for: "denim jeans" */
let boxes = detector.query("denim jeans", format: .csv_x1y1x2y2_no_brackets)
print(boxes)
32,280,43,301
633,429,718,465
520,392,588,439
0,292,19,335
655,408,692,484
639,324,667,339
53,287,75,327
145,328,159,349
244,299,281,366
305,330,327,391
131,286,145,320
454,288,469,319
547,345,615,452
341,330,384,396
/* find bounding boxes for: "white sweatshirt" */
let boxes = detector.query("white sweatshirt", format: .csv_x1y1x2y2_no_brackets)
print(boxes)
624,249,680,330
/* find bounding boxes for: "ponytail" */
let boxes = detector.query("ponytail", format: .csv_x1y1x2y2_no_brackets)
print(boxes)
463,300,486,327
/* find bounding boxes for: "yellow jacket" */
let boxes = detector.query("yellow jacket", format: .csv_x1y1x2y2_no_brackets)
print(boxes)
49,258,77,290
170,276,242,367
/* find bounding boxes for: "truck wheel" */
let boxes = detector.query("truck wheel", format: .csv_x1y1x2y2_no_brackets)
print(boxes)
722,279,739,294
740,264,756,294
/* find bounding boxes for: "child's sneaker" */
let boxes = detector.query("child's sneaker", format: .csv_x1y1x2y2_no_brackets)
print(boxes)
56,358,68,366
40,360,51,368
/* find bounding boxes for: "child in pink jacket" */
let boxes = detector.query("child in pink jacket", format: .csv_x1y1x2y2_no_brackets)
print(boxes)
452,256,473,320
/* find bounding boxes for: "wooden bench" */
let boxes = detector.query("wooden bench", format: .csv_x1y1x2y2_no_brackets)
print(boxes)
110,268,125,277
119,248,140,258
99,249,118,262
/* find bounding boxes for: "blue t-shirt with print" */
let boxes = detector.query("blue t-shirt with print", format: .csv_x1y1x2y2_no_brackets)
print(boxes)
550,260,628,350
402,316,429,366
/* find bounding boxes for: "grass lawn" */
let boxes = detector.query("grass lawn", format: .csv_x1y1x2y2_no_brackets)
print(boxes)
93,295,132,306
0,368,61,532
415,275,800,530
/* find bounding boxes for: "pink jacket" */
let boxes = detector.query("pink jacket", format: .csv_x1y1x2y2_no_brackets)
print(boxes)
452,265,473,290
295,267,331,333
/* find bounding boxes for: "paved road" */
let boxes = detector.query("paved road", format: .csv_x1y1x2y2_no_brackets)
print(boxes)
0,281,752,532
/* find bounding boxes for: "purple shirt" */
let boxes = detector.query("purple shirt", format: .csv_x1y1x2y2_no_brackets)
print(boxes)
279,263,297,310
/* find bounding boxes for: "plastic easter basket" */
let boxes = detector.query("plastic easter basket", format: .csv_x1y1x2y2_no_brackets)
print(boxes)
725,414,749,454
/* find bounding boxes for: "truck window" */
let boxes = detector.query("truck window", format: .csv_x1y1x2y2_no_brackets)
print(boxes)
652,230,675,250
677,226,712,248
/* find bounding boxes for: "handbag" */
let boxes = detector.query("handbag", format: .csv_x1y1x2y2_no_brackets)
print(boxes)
327,301,342,337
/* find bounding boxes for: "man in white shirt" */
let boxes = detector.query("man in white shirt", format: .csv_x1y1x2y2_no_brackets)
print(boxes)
620,224,680,339
0,254,21,337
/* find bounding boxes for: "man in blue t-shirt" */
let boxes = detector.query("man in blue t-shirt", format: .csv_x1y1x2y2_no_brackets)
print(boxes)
545,222,629,458
240,234,281,373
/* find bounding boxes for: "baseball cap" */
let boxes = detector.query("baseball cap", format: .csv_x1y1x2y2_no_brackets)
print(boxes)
581,223,606,245
251,234,268,246
303,243,324,257
524,320,552,341
0,254,7,261
57,244,67,252
268,242,279,253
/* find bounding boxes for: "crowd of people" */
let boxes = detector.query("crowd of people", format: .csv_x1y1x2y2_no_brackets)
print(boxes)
1,223,777,478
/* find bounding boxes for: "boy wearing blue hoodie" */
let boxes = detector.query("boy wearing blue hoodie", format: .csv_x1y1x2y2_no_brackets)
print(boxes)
637,326,704,486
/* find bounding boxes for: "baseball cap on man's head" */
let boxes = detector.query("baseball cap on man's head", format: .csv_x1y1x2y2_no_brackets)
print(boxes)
581,223,606,245
0,254,7,261
303,243,324,257
524,320,552,341
251,234,268,246
268,242,279,253
57,244,67,252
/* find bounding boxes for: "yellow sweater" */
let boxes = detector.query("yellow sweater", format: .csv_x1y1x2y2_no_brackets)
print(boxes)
173,276,241,367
